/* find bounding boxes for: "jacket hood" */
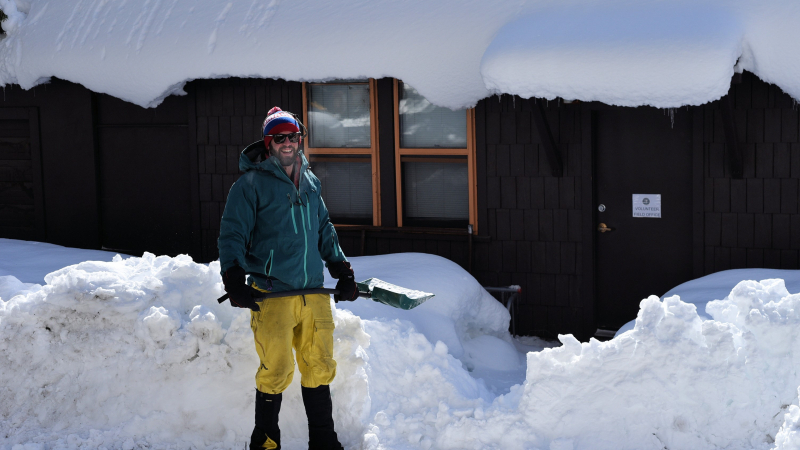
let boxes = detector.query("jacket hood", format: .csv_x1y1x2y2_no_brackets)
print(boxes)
238,140,308,179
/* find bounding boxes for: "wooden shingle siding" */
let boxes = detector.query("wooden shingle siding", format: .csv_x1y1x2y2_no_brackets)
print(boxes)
472,95,587,338
5,72,797,340
191,78,302,261
701,72,800,274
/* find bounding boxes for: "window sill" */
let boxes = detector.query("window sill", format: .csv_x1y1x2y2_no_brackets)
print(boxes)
334,224,482,237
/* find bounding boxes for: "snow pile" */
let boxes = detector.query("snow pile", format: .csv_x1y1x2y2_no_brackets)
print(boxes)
0,252,510,449
774,392,800,450
615,267,800,336
417,279,800,450
335,253,513,364
2,0,800,109
0,275,38,301
4,246,800,449
0,238,124,283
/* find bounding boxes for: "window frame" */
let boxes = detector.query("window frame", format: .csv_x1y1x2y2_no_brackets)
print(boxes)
393,79,477,232
302,79,381,226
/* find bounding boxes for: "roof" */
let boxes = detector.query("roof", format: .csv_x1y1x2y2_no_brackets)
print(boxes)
1,0,798,109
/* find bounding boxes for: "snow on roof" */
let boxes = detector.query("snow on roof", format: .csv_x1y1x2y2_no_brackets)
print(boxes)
0,1,799,109
482,0,800,108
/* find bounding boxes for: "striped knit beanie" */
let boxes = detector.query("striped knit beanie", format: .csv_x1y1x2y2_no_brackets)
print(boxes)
262,107,301,148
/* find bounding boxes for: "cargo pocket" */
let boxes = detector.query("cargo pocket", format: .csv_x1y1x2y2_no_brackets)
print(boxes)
312,319,335,359
299,318,337,387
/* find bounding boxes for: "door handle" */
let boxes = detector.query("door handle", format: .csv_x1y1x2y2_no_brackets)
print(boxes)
597,223,614,233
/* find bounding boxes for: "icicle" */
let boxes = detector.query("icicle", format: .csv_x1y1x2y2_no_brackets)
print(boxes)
663,108,675,129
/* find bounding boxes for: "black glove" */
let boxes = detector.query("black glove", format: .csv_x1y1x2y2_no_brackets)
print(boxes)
222,265,261,311
328,261,358,302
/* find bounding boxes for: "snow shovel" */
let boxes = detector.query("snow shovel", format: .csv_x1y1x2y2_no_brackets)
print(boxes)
216,278,433,310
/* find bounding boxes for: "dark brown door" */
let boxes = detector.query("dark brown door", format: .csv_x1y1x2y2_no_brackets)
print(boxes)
96,94,192,256
595,108,694,329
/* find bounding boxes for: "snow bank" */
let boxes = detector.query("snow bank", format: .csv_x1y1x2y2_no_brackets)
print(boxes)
2,1,800,109
3,247,800,449
0,238,124,283
425,279,800,450
0,252,509,449
616,268,800,336
334,253,513,362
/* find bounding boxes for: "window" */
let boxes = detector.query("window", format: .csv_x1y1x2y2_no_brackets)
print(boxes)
303,80,380,225
394,80,476,230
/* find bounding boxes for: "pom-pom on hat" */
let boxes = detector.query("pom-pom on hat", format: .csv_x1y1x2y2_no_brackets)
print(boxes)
262,107,301,148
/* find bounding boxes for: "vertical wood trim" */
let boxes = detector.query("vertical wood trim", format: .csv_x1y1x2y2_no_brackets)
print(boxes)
393,79,403,227
28,107,46,240
692,106,705,278
370,78,381,226
301,82,309,157
468,108,478,233
475,100,487,236
377,78,398,227
187,83,202,260
580,107,596,340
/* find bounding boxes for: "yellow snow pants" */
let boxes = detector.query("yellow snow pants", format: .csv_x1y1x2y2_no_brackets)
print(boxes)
249,289,337,394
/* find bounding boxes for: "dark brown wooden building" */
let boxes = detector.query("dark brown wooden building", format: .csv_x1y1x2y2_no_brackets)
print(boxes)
1,72,798,340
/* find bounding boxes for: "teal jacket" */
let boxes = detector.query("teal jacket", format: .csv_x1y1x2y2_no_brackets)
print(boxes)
218,149,347,292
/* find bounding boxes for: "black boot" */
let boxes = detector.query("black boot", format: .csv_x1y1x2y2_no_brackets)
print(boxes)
250,390,282,450
301,385,343,450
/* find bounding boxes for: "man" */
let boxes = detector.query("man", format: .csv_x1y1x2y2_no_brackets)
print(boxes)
218,106,359,450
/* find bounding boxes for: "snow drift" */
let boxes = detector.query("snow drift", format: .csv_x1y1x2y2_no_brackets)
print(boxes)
0,252,510,449
3,249,800,449
1,0,800,109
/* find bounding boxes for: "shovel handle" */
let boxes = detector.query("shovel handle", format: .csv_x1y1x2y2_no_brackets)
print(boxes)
217,289,370,304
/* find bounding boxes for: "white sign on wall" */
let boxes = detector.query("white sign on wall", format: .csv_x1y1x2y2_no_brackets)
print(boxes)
632,194,661,218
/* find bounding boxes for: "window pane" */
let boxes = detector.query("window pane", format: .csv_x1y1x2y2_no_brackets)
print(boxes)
402,156,469,226
310,155,372,224
399,83,467,148
308,84,371,148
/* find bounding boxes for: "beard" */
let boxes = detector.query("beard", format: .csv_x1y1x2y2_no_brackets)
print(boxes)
268,142,298,168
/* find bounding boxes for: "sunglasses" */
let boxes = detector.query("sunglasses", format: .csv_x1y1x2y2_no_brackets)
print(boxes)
267,133,301,144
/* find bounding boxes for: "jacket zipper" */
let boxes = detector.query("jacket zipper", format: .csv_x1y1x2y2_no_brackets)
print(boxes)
289,196,298,234
332,224,339,257
305,193,312,231
300,203,308,288
264,249,274,277
274,160,310,288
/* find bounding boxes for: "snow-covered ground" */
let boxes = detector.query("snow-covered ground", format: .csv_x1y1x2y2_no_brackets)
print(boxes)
2,239,800,450
1,1,799,109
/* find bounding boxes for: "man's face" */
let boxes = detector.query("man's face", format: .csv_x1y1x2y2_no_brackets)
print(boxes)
268,132,299,168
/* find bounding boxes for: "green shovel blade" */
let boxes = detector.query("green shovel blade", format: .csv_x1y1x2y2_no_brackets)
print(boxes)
356,278,434,310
